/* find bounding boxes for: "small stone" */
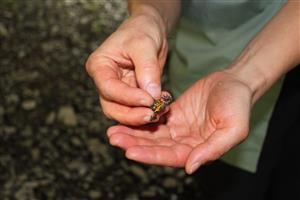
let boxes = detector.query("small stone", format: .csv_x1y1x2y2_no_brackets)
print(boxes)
88,120,101,132
31,148,40,161
21,100,37,110
129,165,149,184
162,177,178,188
22,126,32,136
125,193,139,200
87,138,113,165
184,177,194,185
164,167,176,174
68,160,87,176
0,23,8,37
87,138,102,155
0,106,4,116
71,137,82,147
176,169,186,178
141,186,157,198
45,112,56,124
4,126,16,134
6,93,19,104
57,105,77,126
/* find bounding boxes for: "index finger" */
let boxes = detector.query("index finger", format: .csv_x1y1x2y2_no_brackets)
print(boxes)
86,53,154,107
125,144,192,167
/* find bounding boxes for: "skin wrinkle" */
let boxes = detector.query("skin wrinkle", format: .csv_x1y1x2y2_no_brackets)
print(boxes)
170,103,189,139
190,94,202,136
177,136,201,148
99,49,134,71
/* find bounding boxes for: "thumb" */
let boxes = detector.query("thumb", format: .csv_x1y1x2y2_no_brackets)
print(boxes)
129,39,162,98
185,127,248,174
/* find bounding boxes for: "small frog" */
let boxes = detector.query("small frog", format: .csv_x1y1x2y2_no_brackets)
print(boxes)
150,93,173,121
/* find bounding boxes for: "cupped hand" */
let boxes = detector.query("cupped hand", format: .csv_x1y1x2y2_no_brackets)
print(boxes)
107,71,253,174
85,8,168,125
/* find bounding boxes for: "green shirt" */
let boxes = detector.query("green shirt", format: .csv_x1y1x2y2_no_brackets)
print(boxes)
169,0,286,172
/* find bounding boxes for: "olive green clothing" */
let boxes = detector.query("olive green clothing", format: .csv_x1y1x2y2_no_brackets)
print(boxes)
169,0,287,172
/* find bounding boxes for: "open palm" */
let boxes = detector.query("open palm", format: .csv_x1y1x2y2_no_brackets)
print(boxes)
107,71,253,174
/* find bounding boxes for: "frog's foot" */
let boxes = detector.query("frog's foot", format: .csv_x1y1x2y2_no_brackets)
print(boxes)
150,113,158,122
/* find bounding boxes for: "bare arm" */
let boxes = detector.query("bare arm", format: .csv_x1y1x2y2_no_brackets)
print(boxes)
227,0,300,103
128,0,181,33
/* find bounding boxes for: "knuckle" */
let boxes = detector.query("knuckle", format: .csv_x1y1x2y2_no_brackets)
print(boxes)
85,52,97,76
126,33,155,48
142,58,158,70
135,33,152,44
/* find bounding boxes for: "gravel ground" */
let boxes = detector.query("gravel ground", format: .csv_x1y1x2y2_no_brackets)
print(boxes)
0,1,204,199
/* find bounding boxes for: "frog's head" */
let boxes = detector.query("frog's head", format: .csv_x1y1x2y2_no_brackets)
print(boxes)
161,94,173,105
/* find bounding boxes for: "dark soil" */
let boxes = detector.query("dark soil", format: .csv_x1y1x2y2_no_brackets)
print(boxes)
0,1,204,199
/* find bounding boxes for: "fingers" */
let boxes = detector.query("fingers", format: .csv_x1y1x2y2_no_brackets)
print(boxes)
126,144,192,167
107,124,172,139
86,55,153,107
185,127,248,174
128,36,162,99
100,98,154,126
109,133,155,149
109,133,175,150
97,75,154,107
107,125,156,139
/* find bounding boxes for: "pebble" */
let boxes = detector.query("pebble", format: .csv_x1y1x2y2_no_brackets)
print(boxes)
125,194,139,200
6,93,19,104
129,165,149,184
87,138,113,165
57,105,77,126
162,177,178,189
4,126,16,134
0,23,8,37
22,126,32,136
21,100,37,110
31,148,40,161
0,106,4,116
87,138,103,155
45,111,56,124
176,169,186,178
184,177,194,185
141,186,157,198
88,120,101,132
71,136,82,147
89,190,102,199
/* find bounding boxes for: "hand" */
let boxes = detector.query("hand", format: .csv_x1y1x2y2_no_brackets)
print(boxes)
85,7,168,125
107,71,253,174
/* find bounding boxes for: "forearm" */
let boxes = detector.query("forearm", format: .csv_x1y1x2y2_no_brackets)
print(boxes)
227,1,300,103
127,0,181,33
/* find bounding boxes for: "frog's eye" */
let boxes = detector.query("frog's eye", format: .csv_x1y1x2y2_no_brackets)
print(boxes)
161,94,173,105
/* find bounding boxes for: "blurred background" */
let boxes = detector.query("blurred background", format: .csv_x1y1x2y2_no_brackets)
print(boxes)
0,0,204,199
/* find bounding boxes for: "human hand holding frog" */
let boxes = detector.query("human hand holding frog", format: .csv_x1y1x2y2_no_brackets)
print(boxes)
85,5,169,125
107,71,253,174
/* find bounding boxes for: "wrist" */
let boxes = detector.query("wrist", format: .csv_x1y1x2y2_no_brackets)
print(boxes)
129,4,167,36
225,59,268,104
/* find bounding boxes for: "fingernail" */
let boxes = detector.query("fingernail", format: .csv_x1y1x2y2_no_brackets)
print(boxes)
140,99,151,106
146,83,161,98
144,115,151,122
189,162,201,174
